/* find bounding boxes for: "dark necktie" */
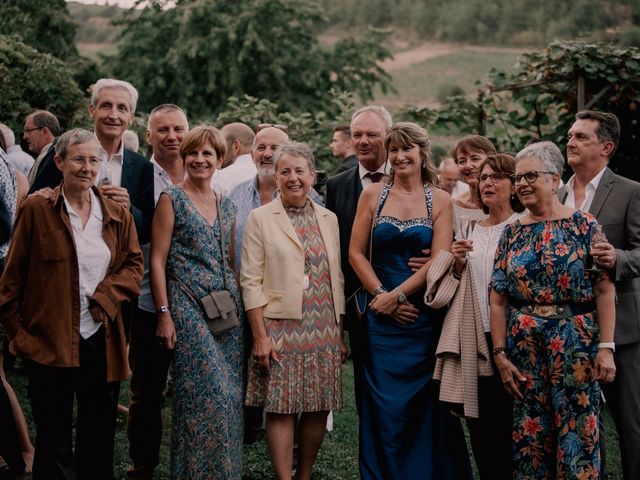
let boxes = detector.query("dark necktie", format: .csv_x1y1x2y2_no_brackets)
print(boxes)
366,172,384,183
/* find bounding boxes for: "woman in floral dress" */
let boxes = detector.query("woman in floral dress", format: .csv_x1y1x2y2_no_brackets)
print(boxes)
151,126,244,479
489,142,616,479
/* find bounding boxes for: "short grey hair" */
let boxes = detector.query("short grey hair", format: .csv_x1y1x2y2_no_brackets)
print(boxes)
147,103,188,130
515,141,564,176
55,129,99,160
91,78,139,113
351,105,393,131
273,141,316,172
0,124,14,147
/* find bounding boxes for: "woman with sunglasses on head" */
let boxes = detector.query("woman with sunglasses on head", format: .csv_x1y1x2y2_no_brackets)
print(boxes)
451,135,497,225
450,153,524,479
489,142,616,479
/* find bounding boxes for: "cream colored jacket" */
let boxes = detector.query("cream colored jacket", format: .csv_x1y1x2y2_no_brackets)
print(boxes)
240,196,344,322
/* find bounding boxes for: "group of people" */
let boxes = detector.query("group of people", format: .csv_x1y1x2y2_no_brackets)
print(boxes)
0,76,638,480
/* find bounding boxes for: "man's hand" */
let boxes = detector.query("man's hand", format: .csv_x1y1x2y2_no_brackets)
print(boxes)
408,248,431,272
29,187,55,202
156,314,177,350
100,185,131,209
592,242,617,270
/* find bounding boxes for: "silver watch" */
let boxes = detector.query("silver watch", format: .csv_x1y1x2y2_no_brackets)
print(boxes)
157,305,169,314
395,288,406,304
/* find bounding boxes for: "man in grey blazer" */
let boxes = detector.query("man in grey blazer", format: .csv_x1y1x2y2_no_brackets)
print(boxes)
559,110,640,479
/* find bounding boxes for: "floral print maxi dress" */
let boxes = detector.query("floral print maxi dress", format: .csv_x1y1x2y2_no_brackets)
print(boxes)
165,186,244,479
491,211,607,480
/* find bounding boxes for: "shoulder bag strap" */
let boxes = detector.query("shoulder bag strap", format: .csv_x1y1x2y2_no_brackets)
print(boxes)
215,193,229,291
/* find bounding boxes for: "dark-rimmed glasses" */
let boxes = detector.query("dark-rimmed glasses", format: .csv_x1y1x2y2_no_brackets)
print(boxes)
23,126,44,134
256,123,288,134
514,170,555,184
479,173,511,184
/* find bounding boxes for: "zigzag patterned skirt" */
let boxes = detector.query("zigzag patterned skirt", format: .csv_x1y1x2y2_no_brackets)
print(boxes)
245,202,343,414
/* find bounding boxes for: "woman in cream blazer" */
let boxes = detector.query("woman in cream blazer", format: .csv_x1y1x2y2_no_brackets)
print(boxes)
241,142,345,480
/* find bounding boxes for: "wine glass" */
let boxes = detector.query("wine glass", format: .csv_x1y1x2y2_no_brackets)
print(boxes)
455,216,478,241
585,224,608,276
99,161,112,186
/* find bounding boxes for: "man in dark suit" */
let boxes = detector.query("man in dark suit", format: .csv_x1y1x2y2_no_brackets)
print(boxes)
559,110,640,479
29,79,153,245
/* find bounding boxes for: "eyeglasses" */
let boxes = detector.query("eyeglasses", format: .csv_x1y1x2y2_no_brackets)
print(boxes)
514,170,556,184
256,123,288,134
23,126,44,134
479,173,511,184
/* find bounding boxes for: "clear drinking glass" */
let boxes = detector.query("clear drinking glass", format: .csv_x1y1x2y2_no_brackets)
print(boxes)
585,224,608,276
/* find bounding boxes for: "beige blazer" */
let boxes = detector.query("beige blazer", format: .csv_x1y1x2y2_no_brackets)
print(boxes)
240,197,345,321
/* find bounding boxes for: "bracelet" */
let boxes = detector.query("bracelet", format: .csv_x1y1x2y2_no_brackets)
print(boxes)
598,342,616,352
373,286,387,296
493,347,507,357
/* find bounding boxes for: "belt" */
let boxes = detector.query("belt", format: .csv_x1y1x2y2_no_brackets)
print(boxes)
510,301,595,319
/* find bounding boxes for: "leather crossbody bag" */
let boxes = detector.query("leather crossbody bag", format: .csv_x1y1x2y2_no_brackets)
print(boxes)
170,195,239,336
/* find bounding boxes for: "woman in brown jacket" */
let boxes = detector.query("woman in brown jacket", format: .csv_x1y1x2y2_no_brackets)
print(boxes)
0,129,144,480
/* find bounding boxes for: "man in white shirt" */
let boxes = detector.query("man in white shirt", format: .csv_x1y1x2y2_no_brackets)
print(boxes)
559,110,640,480
212,122,256,196
127,104,189,480
0,124,34,176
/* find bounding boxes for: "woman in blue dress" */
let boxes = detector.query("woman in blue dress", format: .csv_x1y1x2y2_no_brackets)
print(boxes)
151,126,244,479
350,122,471,479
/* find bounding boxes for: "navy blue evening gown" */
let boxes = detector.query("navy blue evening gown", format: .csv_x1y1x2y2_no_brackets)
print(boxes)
359,181,472,479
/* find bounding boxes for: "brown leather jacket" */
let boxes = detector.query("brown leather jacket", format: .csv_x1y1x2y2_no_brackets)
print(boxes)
0,186,143,382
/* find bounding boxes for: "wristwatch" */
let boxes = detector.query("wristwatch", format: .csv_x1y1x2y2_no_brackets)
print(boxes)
395,287,406,304
157,305,169,314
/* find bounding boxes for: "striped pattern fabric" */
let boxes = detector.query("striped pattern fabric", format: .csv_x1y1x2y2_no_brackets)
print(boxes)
245,201,343,414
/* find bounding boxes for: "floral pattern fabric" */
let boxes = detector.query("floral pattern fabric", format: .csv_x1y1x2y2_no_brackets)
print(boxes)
165,186,244,479
491,211,606,479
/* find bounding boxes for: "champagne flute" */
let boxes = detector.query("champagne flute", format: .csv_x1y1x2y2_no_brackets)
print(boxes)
454,217,477,259
585,224,608,276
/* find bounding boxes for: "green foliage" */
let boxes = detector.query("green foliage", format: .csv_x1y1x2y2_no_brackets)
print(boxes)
0,0,78,60
0,35,85,134
106,0,392,120
214,90,356,174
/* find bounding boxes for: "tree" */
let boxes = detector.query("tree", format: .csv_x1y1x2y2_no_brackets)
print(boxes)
0,35,85,134
0,0,78,60
106,0,392,119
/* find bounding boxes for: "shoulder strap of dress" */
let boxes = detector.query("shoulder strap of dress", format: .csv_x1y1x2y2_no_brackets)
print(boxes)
424,183,433,223
374,178,392,219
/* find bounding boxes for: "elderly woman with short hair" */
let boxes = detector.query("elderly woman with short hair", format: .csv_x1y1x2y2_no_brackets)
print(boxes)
490,142,616,479
242,141,346,480
0,128,143,479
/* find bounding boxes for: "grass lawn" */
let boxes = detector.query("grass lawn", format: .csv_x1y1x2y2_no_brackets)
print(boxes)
6,359,622,479
376,49,522,106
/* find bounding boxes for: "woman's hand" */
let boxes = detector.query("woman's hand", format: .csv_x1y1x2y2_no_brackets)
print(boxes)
252,336,281,369
156,314,177,350
451,239,472,271
494,354,527,400
594,348,616,383
369,291,400,316
390,303,419,325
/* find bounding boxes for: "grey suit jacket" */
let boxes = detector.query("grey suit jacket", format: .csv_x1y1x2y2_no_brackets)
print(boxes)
558,168,640,345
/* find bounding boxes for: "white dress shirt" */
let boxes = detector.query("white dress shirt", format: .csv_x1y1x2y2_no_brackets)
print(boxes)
563,166,607,212
96,141,125,187
213,153,257,196
358,161,390,189
63,188,111,339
